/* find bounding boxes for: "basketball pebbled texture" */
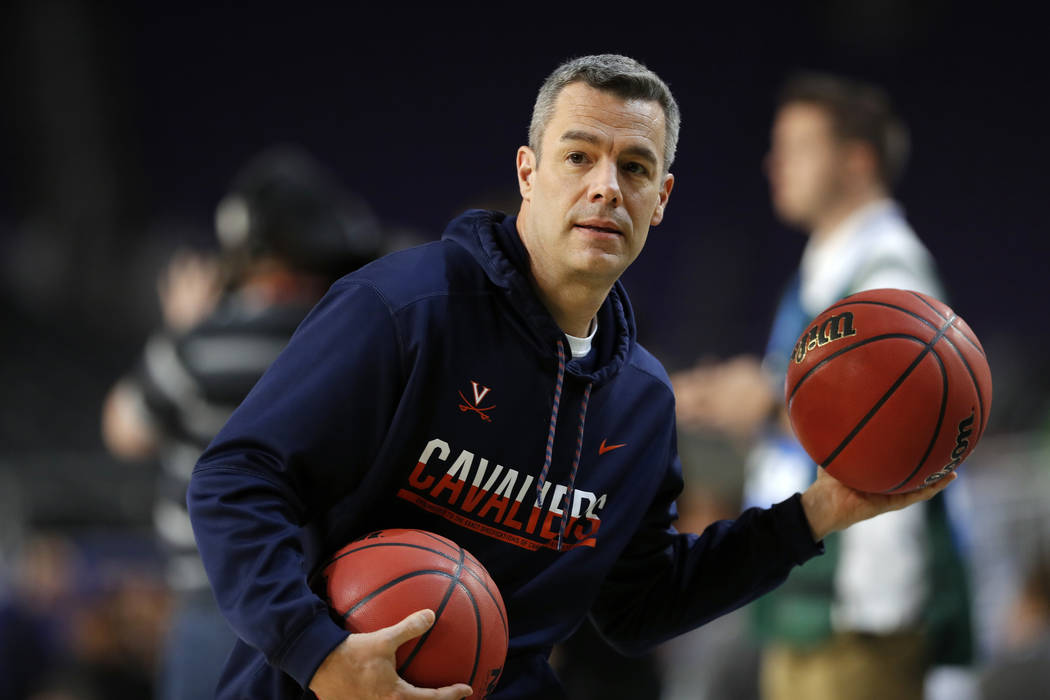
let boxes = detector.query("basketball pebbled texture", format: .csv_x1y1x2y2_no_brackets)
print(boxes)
319,529,508,699
785,288,993,494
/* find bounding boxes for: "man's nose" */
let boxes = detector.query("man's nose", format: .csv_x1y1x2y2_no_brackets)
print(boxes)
587,160,621,205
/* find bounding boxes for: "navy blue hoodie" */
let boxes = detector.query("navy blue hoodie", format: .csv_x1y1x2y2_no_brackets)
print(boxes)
187,209,822,699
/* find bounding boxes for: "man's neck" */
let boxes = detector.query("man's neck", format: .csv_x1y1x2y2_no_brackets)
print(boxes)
528,265,606,337
515,212,608,337
810,188,887,241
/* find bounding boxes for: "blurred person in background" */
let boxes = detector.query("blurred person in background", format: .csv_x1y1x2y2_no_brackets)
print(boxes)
0,529,167,700
672,72,974,700
979,545,1050,698
0,534,75,700
101,145,385,700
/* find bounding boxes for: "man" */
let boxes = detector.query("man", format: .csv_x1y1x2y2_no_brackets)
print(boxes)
102,145,384,700
673,73,973,699
187,56,954,700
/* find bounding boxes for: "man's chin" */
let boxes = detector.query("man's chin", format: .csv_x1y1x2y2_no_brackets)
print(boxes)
772,202,812,229
570,250,630,281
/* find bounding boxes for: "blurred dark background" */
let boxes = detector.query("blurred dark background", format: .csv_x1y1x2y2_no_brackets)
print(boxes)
1,1,1048,697
2,0,1046,462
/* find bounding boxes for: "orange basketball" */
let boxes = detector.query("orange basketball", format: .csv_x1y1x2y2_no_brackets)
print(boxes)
785,288,992,493
319,529,508,698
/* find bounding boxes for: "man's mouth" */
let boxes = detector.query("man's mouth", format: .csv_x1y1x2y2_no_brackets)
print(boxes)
575,222,622,235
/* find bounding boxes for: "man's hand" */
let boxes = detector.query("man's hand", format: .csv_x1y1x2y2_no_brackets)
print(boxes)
671,355,775,439
158,249,221,332
101,378,159,460
309,609,474,700
800,466,956,541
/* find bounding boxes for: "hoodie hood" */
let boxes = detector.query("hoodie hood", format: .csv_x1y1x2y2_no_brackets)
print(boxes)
441,209,636,387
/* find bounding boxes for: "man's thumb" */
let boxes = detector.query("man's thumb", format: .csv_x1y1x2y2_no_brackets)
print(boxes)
387,609,436,647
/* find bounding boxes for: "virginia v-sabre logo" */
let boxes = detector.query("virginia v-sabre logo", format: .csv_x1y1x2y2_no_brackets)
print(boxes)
458,381,495,422
793,312,858,364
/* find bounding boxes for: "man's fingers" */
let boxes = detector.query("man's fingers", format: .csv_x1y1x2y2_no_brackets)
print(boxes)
402,682,474,699
385,609,436,648
914,471,957,501
884,471,956,512
379,613,473,697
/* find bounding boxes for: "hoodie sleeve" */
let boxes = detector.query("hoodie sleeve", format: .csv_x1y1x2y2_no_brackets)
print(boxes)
589,424,823,656
186,279,405,689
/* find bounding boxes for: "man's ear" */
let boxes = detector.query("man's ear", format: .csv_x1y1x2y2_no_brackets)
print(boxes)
650,172,675,226
845,141,878,183
517,146,536,200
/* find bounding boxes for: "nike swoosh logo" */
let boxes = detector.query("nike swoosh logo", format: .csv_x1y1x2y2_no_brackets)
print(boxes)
599,439,626,455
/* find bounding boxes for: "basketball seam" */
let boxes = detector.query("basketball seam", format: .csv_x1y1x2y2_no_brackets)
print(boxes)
819,315,957,469
458,566,508,638
827,295,985,358
415,530,461,549
905,291,948,321
341,570,457,620
884,346,949,492
787,334,928,404
454,578,484,688
323,542,460,570
397,544,467,676
906,291,986,357
936,334,989,444
824,299,942,332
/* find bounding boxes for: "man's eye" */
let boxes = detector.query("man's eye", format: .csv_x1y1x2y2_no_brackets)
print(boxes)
567,152,587,164
624,162,649,176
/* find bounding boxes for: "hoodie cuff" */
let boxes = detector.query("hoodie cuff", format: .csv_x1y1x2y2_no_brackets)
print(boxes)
276,610,350,690
773,492,826,565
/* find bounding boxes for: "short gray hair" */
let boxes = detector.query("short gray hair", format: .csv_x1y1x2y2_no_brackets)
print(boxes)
528,54,681,173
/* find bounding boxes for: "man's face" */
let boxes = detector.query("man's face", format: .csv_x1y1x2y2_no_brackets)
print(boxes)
516,83,674,285
765,102,847,230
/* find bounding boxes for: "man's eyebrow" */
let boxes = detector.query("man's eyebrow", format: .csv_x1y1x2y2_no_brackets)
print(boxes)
559,130,659,167
621,144,659,167
560,129,602,146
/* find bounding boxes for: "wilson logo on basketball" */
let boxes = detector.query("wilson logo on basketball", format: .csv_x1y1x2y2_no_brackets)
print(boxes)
924,410,976,486
458,381,495,422
792,311,858,364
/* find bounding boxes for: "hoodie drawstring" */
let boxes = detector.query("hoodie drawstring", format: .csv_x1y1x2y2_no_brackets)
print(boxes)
536,339,593,552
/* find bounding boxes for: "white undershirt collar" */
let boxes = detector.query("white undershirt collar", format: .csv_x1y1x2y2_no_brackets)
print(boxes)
565,318,598,358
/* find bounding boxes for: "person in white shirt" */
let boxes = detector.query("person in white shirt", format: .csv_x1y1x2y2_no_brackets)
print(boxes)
672,72,973,700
